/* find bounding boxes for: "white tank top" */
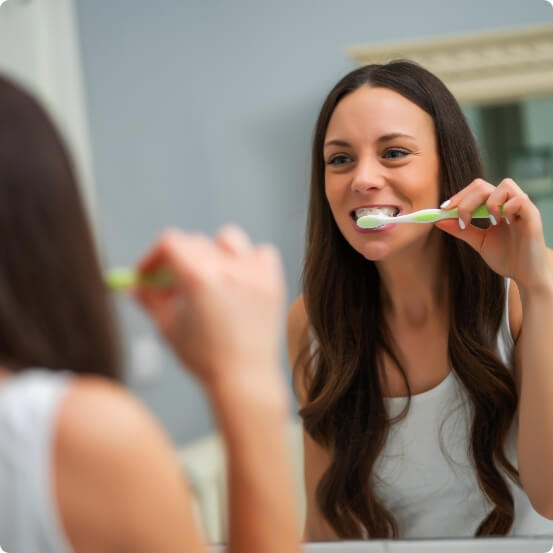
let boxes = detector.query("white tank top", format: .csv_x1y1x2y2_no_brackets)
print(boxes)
310,278,553,538
0,369,75,553
373,279,553,537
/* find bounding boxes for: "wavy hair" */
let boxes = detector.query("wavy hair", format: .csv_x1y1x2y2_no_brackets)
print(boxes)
295,61,519,538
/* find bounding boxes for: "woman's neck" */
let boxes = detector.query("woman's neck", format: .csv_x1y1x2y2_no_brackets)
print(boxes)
376,234,448,326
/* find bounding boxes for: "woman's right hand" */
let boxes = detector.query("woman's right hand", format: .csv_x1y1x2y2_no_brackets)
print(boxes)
134,225,286,393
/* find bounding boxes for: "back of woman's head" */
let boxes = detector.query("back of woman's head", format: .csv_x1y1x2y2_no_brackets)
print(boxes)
0,75,120,378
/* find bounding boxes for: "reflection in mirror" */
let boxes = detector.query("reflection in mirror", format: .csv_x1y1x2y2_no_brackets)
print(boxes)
182,66,553,547
283,25,553,550
288,56,553,543
184,23,553,548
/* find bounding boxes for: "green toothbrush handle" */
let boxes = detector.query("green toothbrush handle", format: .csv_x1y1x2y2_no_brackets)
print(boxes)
446,205,505,219
105,268,174,291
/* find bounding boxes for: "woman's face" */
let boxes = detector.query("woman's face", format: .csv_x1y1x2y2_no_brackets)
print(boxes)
324,86,441,261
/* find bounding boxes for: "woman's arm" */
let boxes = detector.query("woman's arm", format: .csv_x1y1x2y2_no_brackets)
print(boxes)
287,295,340,541
511,249,553,519
435,178,553,519
208,370,298,553
136,226,301,553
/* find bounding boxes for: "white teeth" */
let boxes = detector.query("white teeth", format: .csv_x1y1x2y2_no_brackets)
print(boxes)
354,206,398,219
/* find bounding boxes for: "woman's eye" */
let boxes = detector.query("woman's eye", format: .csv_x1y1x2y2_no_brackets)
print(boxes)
327,154,352,166
383,149,408,160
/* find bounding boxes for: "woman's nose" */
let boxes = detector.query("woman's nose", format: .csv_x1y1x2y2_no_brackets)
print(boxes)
350,158,386,193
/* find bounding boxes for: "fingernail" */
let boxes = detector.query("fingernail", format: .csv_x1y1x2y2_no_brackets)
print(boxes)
505,215,511,225
489,214,497,226
459,217,466,230
440,199,451,209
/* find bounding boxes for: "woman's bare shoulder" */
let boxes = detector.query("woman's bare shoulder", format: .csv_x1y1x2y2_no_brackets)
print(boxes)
286,295,312,405
54,376,199,553
55,376,164,458
287,295,308,341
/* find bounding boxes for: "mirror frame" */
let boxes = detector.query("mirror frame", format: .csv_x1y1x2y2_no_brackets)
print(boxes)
348,23,553,105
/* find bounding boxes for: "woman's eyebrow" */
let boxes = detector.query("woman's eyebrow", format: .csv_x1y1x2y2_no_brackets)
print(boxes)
377,132,416,142
324,139,351,149
324,133,416,149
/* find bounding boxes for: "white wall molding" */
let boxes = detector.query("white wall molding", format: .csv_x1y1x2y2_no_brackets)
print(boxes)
348,24,553,105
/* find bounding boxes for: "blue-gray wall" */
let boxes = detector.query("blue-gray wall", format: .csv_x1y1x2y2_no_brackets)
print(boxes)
74,0,553,445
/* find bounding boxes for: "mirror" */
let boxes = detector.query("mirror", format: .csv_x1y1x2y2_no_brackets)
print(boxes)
2,0,553,547
463,97,553,240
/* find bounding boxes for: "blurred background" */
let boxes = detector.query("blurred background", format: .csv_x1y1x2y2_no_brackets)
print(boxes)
1,0,553,540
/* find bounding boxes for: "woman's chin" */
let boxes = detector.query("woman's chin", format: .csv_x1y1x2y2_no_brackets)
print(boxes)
357,243,391,261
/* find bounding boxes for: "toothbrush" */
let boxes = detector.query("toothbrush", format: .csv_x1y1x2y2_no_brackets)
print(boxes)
105,268,174,291
356,205,505,230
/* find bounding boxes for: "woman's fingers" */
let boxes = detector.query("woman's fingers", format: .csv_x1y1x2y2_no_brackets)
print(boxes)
215,224,253,256
434,218,486,251
441,178,537,230
138,229,193,276
138,230,218,292
442,178,496,230
487,179,541,226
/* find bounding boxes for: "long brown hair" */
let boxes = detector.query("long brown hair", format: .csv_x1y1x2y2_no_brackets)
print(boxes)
0,75,121,379
296,61,519,538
